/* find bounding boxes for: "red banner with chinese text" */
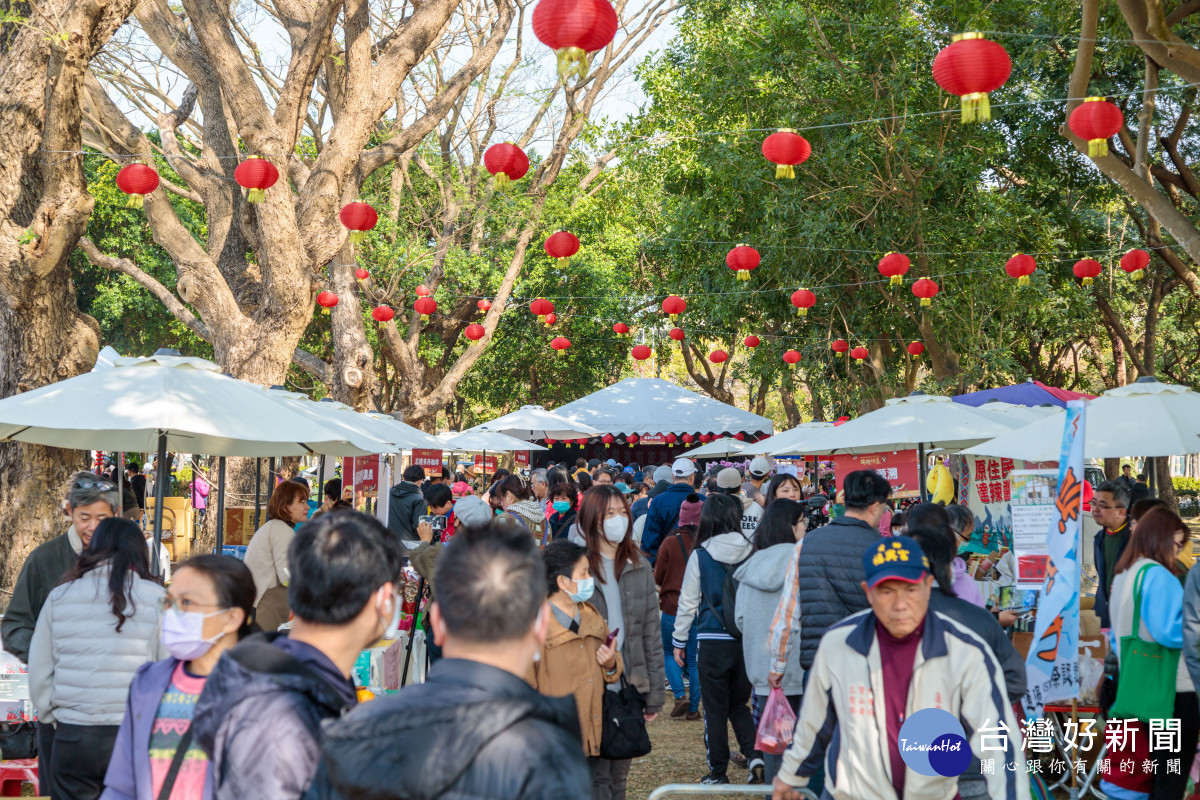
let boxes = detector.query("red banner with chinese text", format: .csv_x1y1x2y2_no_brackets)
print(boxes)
473,454,498,473
833,450,920,499
515,451,530,467
411,449,443,469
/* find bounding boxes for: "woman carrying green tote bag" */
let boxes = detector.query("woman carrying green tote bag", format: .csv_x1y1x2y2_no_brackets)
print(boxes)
1105,507,1197,799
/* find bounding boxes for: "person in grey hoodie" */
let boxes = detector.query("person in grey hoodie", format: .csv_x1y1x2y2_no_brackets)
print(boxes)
673,493,761,785
734,500,807,784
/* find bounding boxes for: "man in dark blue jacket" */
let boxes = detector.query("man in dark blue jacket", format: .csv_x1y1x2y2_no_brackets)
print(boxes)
193,512,404,800
304,522,591,800
1091,480,1131,628
641,458,699,563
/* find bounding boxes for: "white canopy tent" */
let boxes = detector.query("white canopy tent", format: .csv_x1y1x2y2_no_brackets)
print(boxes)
552,377,774,436
470,404,601,442
963,377,1200,460
443,430,550,453
0,353,362,569
742,422,835,456
682,437,756,459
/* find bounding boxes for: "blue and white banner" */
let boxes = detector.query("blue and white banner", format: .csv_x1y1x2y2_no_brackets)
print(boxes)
1023,399,1085,718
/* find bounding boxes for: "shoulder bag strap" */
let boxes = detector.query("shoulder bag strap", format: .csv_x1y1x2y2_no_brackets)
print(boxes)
674,531,692,558
1129,563,1154,640
156,725,195,800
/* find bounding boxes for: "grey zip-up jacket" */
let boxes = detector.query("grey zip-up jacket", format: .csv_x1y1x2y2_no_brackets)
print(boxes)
29,564,166,725
735,543,805,696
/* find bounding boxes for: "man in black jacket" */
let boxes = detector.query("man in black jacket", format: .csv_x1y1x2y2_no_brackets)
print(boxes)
388,464,427,542
194,511,404,800
306,522,591,800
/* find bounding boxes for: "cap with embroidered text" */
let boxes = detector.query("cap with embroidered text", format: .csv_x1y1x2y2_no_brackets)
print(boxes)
863,535,930,589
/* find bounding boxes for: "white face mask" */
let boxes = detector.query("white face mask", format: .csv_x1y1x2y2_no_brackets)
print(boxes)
602,515,628,544
161,608,227,661
377,587,402,639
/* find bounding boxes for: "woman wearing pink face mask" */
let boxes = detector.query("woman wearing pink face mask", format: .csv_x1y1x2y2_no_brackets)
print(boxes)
102,555,258,800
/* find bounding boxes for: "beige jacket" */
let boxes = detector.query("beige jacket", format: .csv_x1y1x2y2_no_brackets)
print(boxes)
243,519,294,605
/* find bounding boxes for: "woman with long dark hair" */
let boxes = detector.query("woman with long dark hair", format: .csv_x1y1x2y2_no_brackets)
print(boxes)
762,474,802,507
576,485,665,800
672,493,760,785
1105,506,1197,799
102,555,258,799
29,518,167,800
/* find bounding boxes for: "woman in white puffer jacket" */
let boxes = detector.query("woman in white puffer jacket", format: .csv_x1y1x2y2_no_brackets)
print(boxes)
30,517,167,800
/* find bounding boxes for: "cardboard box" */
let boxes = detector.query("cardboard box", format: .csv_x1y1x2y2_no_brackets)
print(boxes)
220,507,259,546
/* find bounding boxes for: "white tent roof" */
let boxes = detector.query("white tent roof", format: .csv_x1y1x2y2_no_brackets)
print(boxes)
441,430,549,453
552,378,773,437
682,437,754,459
742,422,835,456
470,405,601,441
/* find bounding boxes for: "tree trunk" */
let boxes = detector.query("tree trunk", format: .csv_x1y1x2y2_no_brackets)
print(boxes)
0,0,140,584
329,244,374,410
1155,456,1179,514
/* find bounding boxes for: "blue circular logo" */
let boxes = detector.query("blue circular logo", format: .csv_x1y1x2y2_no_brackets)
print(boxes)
897,708,971,777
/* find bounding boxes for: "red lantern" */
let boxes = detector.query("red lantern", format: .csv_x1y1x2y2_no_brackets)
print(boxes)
832,339,849,356
907,341,925,357
531,0,619,78
1073,258,1102,286
316,291,338,309
699,433,711,444
726,244,761,281
761,129,811,179
782,349,801,365
544,231,580,265
116,163,159,207
415,285,431,297
709,350,728,364
575,438,588,447
414,296,437,320
1068,97,1124,157
602,433,615,448
612,322,629,334
734,432,745,441
544,313,557,326
627,433,639,445
743,335,760,348
477,299,492,311
550,336,571,356
371,306,394,322
668,327,685,341
465,324,486,341
877,253,910,286
340,202,378,243
1004,253,1036,286
661,295,686,321
234,157,279,203
529,298,555,323
355,268,370,280
665,433,677,444
484,142,529,187
1120,248,1149,280
912,278,939,307
631,344,652,361
931,33,1012,123
682,433,694,444
791,288,816,317
850,346,869,360
545,438,557,446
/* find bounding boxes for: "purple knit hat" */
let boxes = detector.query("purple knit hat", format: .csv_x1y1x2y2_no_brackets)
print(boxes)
677,493,703,528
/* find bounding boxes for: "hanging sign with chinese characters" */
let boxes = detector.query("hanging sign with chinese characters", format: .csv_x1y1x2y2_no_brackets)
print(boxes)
833,450,919,499
958,456,1017,552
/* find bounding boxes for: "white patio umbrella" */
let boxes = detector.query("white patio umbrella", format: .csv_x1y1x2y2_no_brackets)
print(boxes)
471,404,601,442
741,422,834,456
962,377,1200,461
362,411,449,451
0,352,359,570
683,437,755,459
444,430,549,453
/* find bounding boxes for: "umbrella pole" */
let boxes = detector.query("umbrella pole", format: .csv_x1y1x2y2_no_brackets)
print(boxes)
151,432,167,577
117,451,124,515
269,457,276,488
317,455,326,505
918,443,929,503
216,457,226,553
254,457,262,529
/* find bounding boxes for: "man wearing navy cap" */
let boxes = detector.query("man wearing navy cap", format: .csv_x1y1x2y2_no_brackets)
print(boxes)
772,536,1027,800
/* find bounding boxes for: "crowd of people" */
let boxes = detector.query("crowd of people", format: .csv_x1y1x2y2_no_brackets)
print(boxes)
1,455,1195,800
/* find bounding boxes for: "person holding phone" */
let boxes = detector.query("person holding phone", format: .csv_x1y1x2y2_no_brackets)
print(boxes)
530,541,623,768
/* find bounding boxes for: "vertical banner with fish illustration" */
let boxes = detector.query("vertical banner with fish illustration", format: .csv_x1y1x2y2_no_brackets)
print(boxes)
1023,400,1085,718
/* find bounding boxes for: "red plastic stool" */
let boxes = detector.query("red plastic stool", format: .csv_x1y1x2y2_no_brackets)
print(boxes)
0,758,37,796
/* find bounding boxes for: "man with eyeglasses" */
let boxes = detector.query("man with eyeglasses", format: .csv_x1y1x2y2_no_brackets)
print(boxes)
1091,479,1132,629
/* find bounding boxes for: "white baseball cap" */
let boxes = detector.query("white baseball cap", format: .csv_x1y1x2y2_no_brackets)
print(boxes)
672,457,697,477
749,456,773,478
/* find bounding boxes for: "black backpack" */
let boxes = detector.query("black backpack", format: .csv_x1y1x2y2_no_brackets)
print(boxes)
697,548,747,639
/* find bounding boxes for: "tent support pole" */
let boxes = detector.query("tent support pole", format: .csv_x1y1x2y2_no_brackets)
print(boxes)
216,457,226,553
117,451,124,517
268,457,277,488
151,432,167,576
254,457,262,529
317,455,326,505
918,443,928,503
